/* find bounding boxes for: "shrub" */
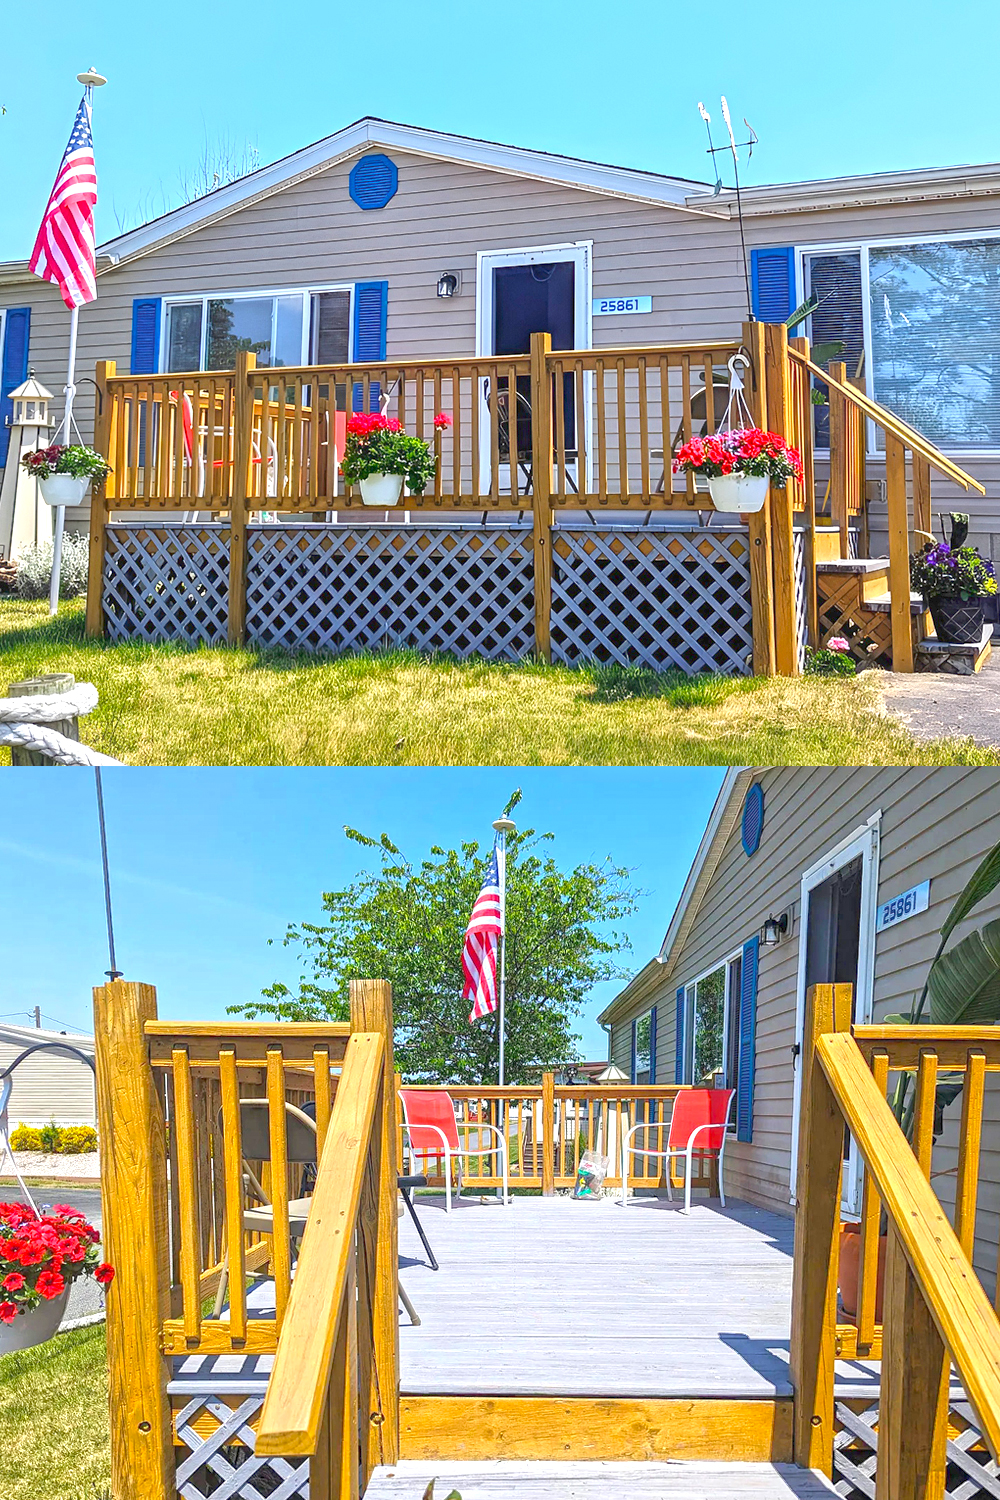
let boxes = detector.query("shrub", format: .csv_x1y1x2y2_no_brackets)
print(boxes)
8,1123,43,1152
14,532,90,599
58,1125,98,1154
805,638,857,677
39,1119,61,1153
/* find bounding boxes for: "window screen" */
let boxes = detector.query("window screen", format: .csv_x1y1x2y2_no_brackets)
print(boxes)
805,252,864,447
310,291,352,364
165,303,202,372
869,238,1000,447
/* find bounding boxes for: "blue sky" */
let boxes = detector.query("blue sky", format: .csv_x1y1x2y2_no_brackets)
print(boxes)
0,768,724,1059
1,0,998,259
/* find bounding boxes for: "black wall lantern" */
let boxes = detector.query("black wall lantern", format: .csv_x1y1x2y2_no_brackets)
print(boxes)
761,912,788,947
437,271,461,298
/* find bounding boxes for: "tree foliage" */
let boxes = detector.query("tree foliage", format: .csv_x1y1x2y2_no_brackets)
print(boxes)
228,793,640,1084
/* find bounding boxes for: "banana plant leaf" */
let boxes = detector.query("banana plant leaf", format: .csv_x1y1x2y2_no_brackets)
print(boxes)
785,297,818,332
927,916,1000,1025
810,340,844,367
938,840,1000,950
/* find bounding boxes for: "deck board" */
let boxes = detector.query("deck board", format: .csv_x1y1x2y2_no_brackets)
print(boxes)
366,1460,838,1499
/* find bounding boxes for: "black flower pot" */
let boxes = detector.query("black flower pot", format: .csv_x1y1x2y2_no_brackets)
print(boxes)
927,595,986,645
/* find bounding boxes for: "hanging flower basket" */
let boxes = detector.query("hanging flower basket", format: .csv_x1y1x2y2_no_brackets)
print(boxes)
0,1201,113,1355
341,412,451,506
673,428,803,515
21,444,111,507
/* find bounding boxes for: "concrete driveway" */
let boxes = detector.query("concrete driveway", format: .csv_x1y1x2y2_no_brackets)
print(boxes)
879,648,1000,752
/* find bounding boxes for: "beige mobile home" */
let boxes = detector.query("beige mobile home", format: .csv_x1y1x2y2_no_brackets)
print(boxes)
599,767,1000,1283
0,1020,96,1128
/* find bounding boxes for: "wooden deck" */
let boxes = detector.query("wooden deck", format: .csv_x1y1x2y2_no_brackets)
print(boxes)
365,1461,838,1499
397,1193,797,1400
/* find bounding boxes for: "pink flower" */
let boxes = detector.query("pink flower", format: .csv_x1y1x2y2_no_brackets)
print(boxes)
828,637,850,652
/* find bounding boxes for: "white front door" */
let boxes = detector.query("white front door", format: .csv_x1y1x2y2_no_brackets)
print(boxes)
789,814,881,1214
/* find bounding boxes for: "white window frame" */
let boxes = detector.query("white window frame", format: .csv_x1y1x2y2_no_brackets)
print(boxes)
158,283,356,373
788,812,881,1213
795,227,1000,457
680,947,744,1087
475,242,593,492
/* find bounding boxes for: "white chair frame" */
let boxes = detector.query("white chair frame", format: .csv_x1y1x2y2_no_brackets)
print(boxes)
620,1092,735,1214
399,1100,510,1212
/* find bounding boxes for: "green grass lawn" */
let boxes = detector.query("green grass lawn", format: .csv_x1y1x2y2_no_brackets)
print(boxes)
0,1323,110,1500
1,597,996,767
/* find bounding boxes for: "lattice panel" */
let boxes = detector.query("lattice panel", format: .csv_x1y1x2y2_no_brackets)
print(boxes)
175,1395,310,1499
103,525,229,644
794,529,808,671
550,527,753,674
833,1400,1000,1500
245,525,535,658
817,573,893,669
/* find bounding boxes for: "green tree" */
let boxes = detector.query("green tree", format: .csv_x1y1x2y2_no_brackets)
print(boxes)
228,793,641,1085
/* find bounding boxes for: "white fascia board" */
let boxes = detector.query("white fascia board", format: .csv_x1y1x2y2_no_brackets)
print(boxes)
693,160,1000,217
83,119,723,271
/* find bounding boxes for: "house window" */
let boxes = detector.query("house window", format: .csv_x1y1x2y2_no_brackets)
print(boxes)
803,234,1000,450
162,287,353,372
632,1007,656,1085
681,952,743,1087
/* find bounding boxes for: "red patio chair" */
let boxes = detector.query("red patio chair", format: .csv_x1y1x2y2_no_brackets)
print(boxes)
398,1088,509,1212
620,1088,735,1214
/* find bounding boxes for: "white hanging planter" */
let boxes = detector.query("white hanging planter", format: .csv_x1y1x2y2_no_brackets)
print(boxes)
38,474,91,507
358,472,404,507
0,1288,69,1354
707,473,769,514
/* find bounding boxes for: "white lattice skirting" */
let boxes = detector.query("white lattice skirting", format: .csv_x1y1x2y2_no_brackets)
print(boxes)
245,525,536,657
550,527,754,674
104,525,229,644
794,528,808,671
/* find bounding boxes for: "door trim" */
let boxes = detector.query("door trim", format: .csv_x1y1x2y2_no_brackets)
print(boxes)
475,241,593,358
788,811,881,1209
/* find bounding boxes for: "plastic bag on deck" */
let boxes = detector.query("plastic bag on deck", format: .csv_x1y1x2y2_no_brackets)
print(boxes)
572,1150,610,1199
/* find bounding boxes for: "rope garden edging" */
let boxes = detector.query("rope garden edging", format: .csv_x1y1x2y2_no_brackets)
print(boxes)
0,677,123,767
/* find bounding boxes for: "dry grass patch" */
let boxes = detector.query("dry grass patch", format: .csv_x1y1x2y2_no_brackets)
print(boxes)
1,598,995,767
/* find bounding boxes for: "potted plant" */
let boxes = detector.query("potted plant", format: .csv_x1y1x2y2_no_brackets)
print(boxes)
20,444,112,507
340,412,451,506
0,1200,113,1355
672,428,803,513
910,518,997,645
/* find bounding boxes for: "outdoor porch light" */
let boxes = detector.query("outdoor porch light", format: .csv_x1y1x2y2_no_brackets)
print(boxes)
761,913,789,947
437,271,460,298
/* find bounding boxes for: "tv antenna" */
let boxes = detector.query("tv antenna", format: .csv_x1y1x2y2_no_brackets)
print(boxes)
697,98,758,320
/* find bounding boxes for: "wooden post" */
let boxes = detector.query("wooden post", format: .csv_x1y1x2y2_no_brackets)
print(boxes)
912,453,932,540
876,1228,950,1500
227,350,256,647
86,359,115,638
530,331,553,661
6,673,79,766
92,980,174,1500
789,983,853,1475
763,323,798,675
885,431,915,673
790,336,819,648
349,979,400,1468
742,321,775,676
828,361,850,560
541,1071,556,1196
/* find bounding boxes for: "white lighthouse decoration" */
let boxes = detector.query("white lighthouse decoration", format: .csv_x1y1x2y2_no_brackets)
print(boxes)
0,371,56,561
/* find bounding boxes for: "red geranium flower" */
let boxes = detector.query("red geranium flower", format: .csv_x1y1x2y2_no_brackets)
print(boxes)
94,1263,115,1285
0,1301,16,1325
35,1269,65,1300
2,1272,25,1292
433,412,452,430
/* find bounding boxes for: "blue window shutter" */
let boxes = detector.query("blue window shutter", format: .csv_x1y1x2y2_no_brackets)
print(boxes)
675,987,686,1084
737,936,760,1142
0,307,30,466
130,297,161,374
750,248,795,323
648,1006,657,1085
352,280,388,412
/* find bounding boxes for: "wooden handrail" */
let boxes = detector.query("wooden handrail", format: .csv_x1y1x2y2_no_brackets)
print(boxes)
256,1030,385,1456
852,1025,1000,1069
787,347,985,493
816,1029,1000,1455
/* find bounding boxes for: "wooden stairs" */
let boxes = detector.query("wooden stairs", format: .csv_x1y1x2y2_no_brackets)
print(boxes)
366,1461,838,1499
813,525,928,669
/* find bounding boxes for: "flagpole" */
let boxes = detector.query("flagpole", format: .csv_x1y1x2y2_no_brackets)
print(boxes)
47,66,105,616
491,815,516,1088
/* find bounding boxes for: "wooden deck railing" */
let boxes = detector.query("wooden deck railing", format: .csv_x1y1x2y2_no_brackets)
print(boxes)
93,978,399,1500
397,1079,717,1194
790,985,1000,1487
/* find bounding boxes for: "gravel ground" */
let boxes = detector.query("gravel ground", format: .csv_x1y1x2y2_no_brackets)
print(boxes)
878,647,1000,751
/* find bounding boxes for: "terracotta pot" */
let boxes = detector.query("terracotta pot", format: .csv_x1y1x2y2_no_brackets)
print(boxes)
0,1288,69,1354
707,473,769,513
838,1222,886,1322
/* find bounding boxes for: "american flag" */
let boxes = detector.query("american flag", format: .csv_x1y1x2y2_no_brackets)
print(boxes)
29,96,98,310
463,846,502,1023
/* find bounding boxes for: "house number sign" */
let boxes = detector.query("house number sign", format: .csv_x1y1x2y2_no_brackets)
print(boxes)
875,879,930,933
592,296,652,315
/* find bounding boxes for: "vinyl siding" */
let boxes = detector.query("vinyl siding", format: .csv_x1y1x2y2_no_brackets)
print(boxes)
608,769,1000,1288
4,146,1000,541
0,1038,96,1127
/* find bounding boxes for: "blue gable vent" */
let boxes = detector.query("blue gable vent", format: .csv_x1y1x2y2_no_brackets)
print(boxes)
741,782,764,857
349,154,399,211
